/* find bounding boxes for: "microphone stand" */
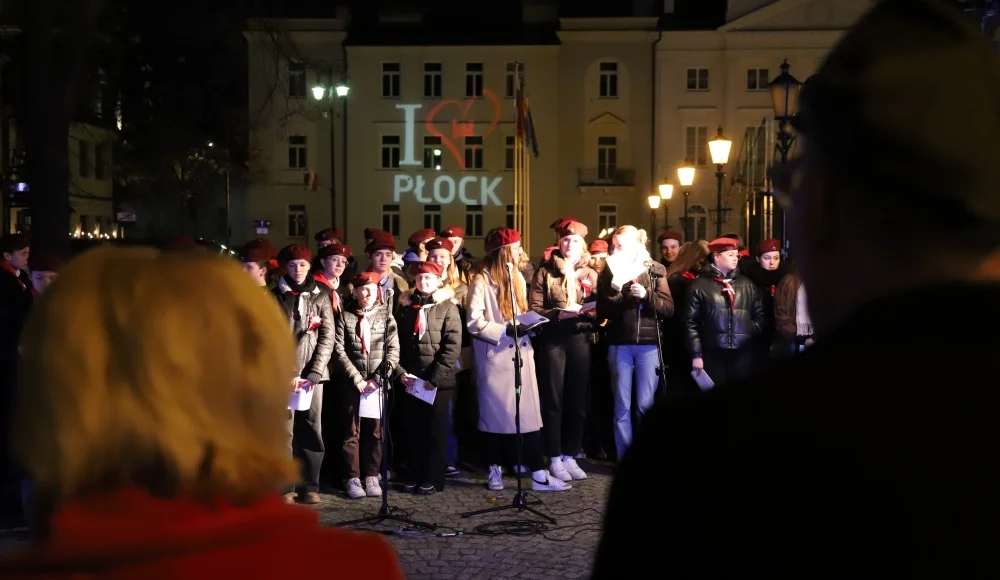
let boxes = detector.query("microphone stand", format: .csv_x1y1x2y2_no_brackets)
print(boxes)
462,263,555,524
647,263,670,397
338,288,436,532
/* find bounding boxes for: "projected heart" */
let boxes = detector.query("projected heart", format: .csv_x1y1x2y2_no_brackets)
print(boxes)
424,89,502,170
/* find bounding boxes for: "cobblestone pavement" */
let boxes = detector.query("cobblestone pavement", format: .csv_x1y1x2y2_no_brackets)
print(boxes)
0,460,613,579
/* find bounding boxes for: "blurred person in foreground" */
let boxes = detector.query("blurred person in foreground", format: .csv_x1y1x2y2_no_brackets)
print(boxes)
0,247,403,579
593,1,1000,577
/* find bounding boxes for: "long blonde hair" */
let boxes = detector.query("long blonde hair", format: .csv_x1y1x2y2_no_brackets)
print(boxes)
482,244,528,320
666,240,711,278
16,247,298,513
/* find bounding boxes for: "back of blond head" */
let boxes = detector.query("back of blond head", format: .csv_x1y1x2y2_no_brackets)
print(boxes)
15,247,297,508
613,225,649,247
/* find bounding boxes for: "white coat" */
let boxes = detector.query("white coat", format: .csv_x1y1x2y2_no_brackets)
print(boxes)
466,272,543,434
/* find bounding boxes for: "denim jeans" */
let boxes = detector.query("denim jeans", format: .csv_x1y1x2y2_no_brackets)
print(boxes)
446,396,458,466
608,344,660,460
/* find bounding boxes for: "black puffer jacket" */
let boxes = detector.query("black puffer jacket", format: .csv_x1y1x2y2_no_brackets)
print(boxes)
683,264,766,357
596,260,674,345
334,297,401,388
393,288,463,390
273,276,335,383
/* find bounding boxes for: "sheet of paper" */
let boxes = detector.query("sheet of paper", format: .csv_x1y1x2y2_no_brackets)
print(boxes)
691,370,715,391
579,301,597,312
405,374,437,405
359,388,382,419
557,303,582,313
515,310,549,329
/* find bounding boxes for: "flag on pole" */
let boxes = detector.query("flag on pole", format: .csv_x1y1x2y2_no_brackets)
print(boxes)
515,66,540,158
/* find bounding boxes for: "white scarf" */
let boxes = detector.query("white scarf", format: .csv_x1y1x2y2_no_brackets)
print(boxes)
795,284,813,337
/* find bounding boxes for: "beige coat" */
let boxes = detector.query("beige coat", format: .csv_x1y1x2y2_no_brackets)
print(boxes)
467,272,543,434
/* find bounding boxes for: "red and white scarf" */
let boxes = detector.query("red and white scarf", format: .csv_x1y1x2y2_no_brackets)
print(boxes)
713,277,736,311
356,310,372,354
412,304,433,339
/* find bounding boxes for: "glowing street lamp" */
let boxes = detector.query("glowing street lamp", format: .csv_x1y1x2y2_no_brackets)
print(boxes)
708,127,732,237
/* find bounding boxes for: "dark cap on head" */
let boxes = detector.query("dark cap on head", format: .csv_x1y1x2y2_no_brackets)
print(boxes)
795,0,1000,224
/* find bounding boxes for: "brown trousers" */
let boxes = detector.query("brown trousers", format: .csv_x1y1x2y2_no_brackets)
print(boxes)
340,387,383,479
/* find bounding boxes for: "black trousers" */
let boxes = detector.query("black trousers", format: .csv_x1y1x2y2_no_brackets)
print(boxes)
585,338,615,459
702,347,757,388
286,383,325,494
483,431,545,473
537,334,591,458
400,388,453,490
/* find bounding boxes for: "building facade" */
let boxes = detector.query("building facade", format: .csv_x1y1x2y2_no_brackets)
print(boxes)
244,10,657,257
654,0,871,244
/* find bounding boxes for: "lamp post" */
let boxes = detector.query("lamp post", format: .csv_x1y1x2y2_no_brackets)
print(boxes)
658,181,673,231
647,194,661,249
708,127,732,237
768,59,802,252
676,160,695,239
312,67,350,232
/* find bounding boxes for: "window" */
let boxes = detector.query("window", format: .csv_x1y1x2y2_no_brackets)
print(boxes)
506,204,515,229
465,204,484,237
685,126,709,166
423,62,442,98
423,136,443,169
465,62,483,98
288,204,308,238
505,136,515,170
464,136,483,170
746,68,769,91
288,135,307,169
598,204,618,233
505,62,519,98
288,62,306,98
599,62,619,98
684,205,708,241
381,135,401,169
423,204,442,232
381,62,400,98
597,137,617,180
382,204,401,237
95,143,107,180
78,140,91,177
686,68,709,91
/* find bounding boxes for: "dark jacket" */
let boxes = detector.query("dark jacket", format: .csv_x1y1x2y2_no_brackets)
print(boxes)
683,264,765,358
334,297,400,389
596,260,674,345
529,251,599,337
272,277,335,383
393,287,463,390
593,283,1000,579
0,264,32,367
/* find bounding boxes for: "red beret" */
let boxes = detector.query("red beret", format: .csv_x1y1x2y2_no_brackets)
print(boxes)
755,238,782,256
317,242,351,260
708,238,740,253
439,225,465,238
549,217,577,230
658,231,683,243
28,251,63,273
411,261,444,277
245,238,278,260
588,239,609,255
315,228,344,242
407,229,437,248
239,244,272,263
352,271,380,287
424,237,454,253
163,234,200,251
278,244,312,265
364,228,389,240
484,227,521,253
365,231,397,254
554,220,588,239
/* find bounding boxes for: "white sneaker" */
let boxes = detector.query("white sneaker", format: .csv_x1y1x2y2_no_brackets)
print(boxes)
487,464,504,491
549,457,573,482
346,478,366,499
531,470,571,492
562,456,587,480
514,464,529,474
365,476,383,497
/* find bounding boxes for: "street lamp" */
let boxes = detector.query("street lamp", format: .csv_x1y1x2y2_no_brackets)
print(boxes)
313,70,350,232
768,59,802,252
677,160,695,240
658,181,673,231
647,194,660,247
708,127,732,237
